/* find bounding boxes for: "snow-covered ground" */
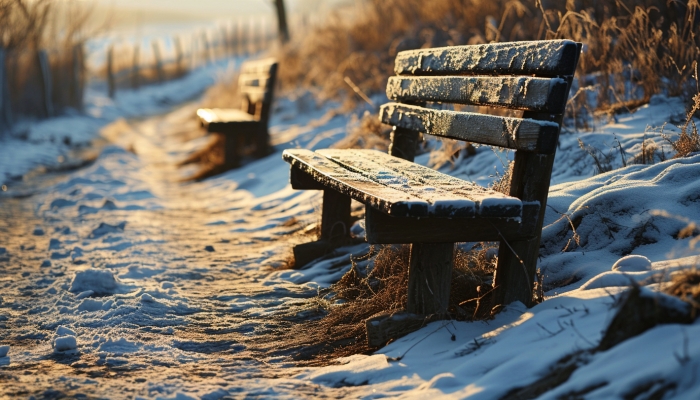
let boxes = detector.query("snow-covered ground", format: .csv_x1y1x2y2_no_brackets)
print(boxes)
1,56,699,398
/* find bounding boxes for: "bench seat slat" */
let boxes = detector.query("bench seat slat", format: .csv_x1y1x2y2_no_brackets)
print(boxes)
284,149,433,217
395,40,579,77
283,149,523,219
386,76,569,113
379,102,559,153
317,149,522,218
197,108,257,124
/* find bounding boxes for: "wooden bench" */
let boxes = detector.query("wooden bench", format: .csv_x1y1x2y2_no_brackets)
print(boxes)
282,40,581,345
195,58,278,170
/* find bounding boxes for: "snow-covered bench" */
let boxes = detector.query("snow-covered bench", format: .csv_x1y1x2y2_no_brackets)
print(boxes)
196,58,278,169
283,40,581,345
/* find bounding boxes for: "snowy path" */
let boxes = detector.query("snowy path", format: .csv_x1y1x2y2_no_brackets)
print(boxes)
2,75,700,398
0,104,354,398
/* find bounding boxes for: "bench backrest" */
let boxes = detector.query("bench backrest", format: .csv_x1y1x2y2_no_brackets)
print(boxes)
238,58,278,123
381,40,580,158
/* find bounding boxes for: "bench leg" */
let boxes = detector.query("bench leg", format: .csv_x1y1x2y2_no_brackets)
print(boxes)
492,237,539,308
366,242,453,346
293,188,352,268
253,127,270,158
223,133,244,170
406,242,454,315
320,189,352,243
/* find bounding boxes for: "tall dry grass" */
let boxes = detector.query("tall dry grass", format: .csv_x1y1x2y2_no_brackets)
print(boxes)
278,0,699,120
277,243,497,364
0,0,93,125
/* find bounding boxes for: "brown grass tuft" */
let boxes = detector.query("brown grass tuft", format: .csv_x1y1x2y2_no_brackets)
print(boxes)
664,267,700,319
332,111,392,151
280,242,498,364
276,0,700,118
666,93,700,158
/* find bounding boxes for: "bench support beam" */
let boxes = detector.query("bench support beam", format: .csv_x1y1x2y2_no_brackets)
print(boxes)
292,188,352,268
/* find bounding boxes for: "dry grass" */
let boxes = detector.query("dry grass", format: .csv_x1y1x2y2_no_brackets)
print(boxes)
666,93,700,158
331,111,392,151
0,0,95,121
278,0,699,116
665,267,700,319
280,243,497,364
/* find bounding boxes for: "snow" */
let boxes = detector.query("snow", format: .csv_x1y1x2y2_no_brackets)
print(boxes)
1,50,699,398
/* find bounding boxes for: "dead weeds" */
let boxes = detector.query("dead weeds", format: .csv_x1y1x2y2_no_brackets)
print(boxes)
278,242,499,364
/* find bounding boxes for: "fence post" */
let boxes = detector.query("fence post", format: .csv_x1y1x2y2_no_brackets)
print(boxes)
200,31,210,64
152,40,164,82
107,45,115,98
240,20,248,56
0,48,10,133
37,49,54,118
220,26,228,58
173,36,184,77
229,22,237,57
72,44,84,110
131,44,140,89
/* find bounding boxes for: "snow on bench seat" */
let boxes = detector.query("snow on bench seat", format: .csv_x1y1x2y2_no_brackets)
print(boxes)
283,148,522,219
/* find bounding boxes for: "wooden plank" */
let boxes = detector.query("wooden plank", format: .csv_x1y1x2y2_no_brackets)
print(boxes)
407,242,454,315
131,44,140,89
106,46,115,98
71,44,84,110
0,48,11,129
37,50,53,118
283,149,432,217
197,108,256,124
394,40,580,77
386,76,569,113
318,149,522,218
389,127,420,161
321,189,351,242
318,148,478,217
364,206,536,244
240,58,277,74
173,36,184,76
379,102,560,153
152,40,164,82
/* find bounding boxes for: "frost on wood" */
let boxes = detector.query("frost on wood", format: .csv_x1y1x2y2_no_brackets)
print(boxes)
394,40,579,77
318,149,522,218
386,76,569,113
379,102,559,153
283,149,522,218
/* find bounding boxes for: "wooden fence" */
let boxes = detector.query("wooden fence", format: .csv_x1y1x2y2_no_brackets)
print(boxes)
0,44,85,135
0,17,275,136
104,18,276,98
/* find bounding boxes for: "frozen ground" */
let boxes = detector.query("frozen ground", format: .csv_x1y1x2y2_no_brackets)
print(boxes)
1,62,699,398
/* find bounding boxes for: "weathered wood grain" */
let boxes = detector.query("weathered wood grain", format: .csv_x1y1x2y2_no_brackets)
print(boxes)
394,40,579,77
284,149,432,217
386,75,569,113
379,102,560,153
318,149,522,218
364,206,536,244
407,242,454,315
